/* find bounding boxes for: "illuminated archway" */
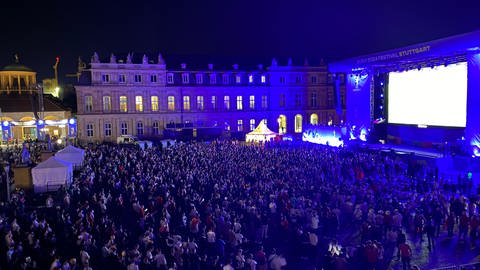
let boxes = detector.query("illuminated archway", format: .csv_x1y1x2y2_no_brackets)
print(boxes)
19,116,35,122
277,115,286,134
295,114,303,133
43,115,60,121
310,113,318,125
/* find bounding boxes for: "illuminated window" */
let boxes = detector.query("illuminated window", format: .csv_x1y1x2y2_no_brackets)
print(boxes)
237,120,243,131
280,76,286,84
223,74,229,84
235,75,241,84
135,96,143,112
311,76,317,84
120,122,128,135
249,95,255,109
168,96,175,111
211,96,217,110
261,75,266,83
248,75,253,83
261,95,268,109
119,74,126,83
86,123,94,137
152,121,160,135
279,94,286,107
236,96,243,110
196,74,203,84
310,114,318,125
224,96,230,110
102,74,110,82
167,73,174,84
134,74,142,83
151,96,159,112
278,115,286,134
295,94,301,107
209,74,216,84
295,114,303,133
119,96,128,112
137,121,144,136
182,73,189,84
310,92,317,108
183,96,191,111
249,119,255,131
84,95,93,112
102,96,111,112
150,75,157,83
197,96,204,111
104,123,112,137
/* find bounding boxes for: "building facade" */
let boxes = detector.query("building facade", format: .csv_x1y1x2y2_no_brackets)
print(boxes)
75,53,345,142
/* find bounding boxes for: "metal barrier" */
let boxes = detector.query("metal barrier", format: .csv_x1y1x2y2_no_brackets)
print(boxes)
431,262,480,270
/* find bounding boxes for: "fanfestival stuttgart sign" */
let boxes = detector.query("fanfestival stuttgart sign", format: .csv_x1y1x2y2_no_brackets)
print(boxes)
356,45,431,64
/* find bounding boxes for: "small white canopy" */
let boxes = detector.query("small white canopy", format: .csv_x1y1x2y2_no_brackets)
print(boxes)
55,145,85,168
246,120,278,143
32,156,73,193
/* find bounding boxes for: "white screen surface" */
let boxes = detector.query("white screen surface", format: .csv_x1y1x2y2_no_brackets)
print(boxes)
388,62,468,127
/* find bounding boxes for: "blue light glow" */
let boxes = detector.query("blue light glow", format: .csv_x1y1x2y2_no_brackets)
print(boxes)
38,120,44,125
302,126,344,147
69,119,76,125
2,121,9,127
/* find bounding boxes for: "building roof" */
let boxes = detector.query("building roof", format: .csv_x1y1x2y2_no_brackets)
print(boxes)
1,63,34,72
0,93,70,113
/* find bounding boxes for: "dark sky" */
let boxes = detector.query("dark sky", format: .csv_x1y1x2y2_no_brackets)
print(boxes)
1,0,480,80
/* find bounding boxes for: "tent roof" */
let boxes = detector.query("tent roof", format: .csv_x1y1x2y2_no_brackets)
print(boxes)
57,145,84,154
34,156,72,169
247,120,278,136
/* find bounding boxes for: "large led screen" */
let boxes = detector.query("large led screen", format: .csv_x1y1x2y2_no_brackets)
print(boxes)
388,62,467,127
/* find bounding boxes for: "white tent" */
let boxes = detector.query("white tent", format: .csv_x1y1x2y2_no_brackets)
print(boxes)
55,145,85,168
32,156,73,193
246,120,278,143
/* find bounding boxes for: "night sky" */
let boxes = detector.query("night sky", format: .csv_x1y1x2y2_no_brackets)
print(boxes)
1,0,480,81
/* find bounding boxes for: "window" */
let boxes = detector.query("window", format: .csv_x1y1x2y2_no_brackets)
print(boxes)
209,74,216,84
120,122,128,135
150,75,157,83
248,75,253,83
151,96,159,112
279,94,286,108
152,121,160,135
137,122,144,136
224,96,230,110
134,74,142,83
135,96,143,112
249,95,255,109
310,114,319,125
296,76,301,83
261,95,268,109
104,123,112,137
280,76,286,84
295,114,303,133
237,120,243,131
211,96,217,110
235,75,241,84
167,73,174,84
261,75,266,83
222,74,229,84
102,74,110,83
119,74,126,83
119,96,128,112
250,119,255,131
295,94,301,107
311,76,317,84
183,96,190,111
197,96,204,111
310,92,317,108
236,96,243,110
102,96,111,112
182,73,189,84
168,96,175,111
84,95,93,112
196,74,203,84
86,123,94,137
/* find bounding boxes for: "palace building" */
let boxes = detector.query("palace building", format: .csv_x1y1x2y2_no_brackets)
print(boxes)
75,53,345,142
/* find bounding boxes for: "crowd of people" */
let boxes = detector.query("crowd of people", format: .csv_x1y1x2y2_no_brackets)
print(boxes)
0,141,477,270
